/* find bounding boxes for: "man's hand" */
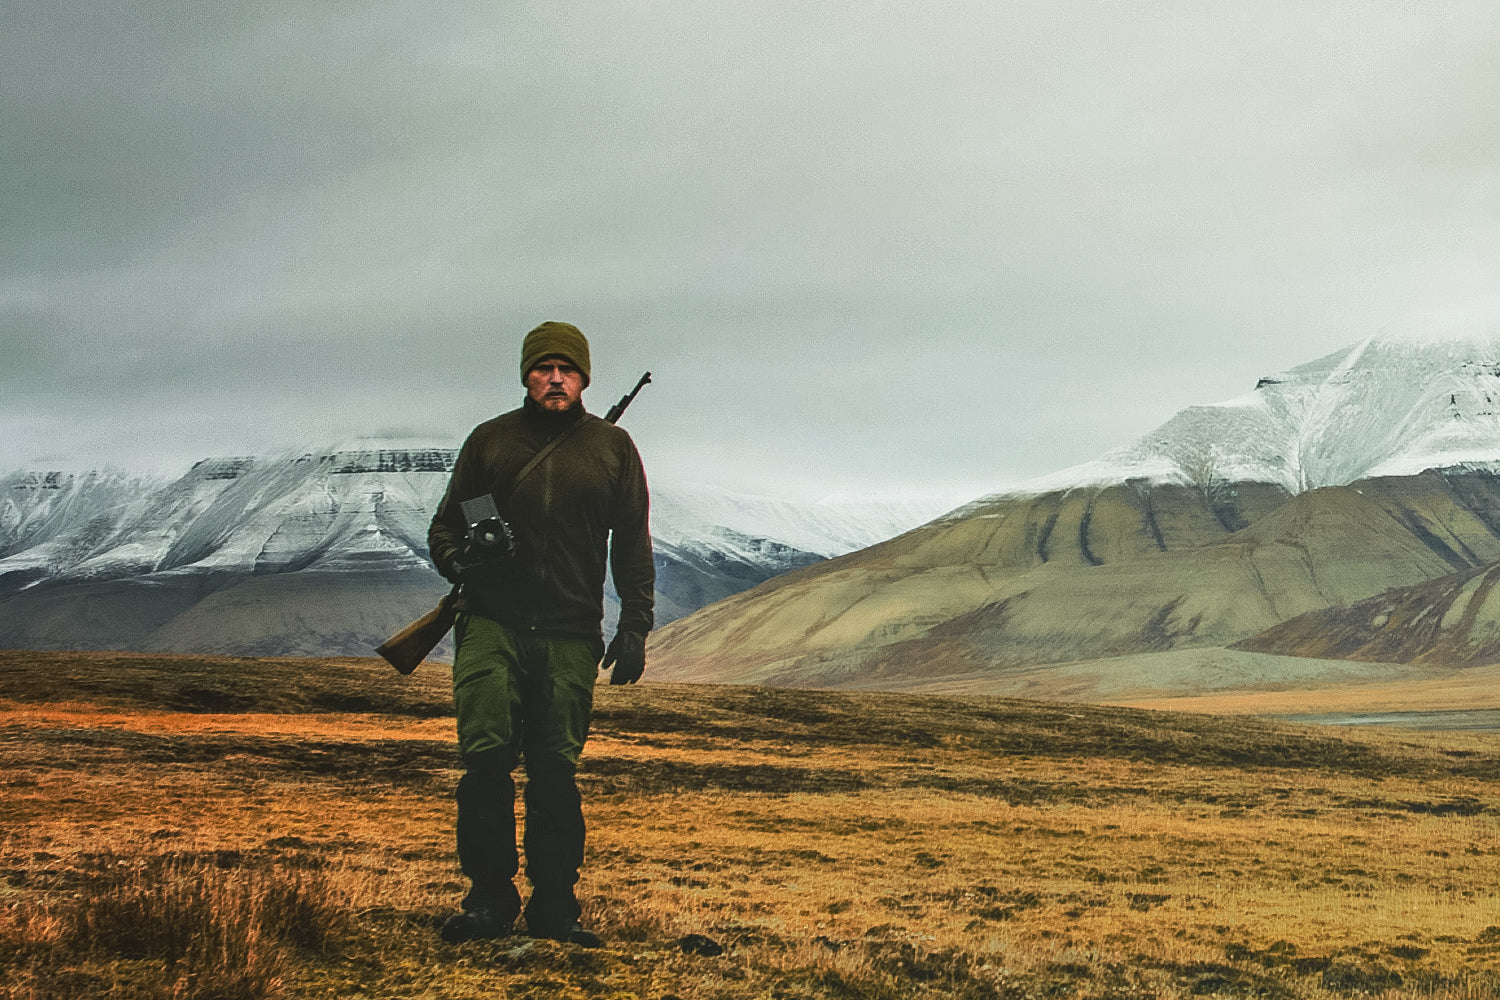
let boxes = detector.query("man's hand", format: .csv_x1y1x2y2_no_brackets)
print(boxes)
448,555,510,587
444,557,475,585
602,631,646,685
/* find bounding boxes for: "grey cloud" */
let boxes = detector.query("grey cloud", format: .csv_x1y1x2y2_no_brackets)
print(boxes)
5,2,1500,495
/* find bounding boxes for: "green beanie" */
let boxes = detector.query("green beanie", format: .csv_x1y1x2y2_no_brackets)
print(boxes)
520,321,591,387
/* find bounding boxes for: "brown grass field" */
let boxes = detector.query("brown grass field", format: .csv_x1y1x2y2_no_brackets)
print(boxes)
2,649,1499,999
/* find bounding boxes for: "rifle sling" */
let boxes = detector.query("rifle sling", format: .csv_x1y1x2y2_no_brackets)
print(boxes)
450,413,591,604
505,413,592,505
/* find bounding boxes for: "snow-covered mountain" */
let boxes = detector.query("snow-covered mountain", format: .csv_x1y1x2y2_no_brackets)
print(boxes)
0,469,155,587
1,450,442,587
650,483,954,560
0,445,959,655
1,449,953,588
1012,315,1500,498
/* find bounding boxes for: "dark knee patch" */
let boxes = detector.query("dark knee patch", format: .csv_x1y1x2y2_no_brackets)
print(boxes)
462,746,513,775
523,756,578,780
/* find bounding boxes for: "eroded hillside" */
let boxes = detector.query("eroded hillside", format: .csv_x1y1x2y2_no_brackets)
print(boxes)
651,471,1500,688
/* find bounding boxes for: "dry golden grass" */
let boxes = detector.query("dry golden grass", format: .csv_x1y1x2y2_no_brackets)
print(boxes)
2,649,1499,999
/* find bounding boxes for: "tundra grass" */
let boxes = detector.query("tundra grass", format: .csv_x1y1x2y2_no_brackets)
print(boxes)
1,650,1498,999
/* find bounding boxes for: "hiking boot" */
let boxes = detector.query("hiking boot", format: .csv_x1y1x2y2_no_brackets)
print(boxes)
528,919,601,948
440,907,514,944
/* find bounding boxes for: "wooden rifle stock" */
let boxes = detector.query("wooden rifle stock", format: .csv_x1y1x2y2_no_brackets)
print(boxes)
377,371,652,674
376,586,459,675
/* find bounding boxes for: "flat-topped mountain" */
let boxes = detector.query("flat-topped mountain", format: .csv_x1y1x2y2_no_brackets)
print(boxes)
0,445,950,657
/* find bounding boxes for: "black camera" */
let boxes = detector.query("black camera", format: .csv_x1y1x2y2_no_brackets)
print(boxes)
461,494,517,562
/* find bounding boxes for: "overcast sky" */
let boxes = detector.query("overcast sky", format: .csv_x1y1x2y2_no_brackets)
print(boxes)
5,3,1500,501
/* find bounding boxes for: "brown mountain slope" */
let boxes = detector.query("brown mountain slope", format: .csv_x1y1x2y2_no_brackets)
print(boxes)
649,471,1500,690
649,481,1285,683
0,568,454,660
1234,559,1500,667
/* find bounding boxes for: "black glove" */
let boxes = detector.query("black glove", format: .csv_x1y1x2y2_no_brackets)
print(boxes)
442,557,470,585
601,630,647,685
447,557,480,584
448,555,512,587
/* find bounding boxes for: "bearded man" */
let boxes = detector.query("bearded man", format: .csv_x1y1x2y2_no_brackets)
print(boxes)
427,320,653,946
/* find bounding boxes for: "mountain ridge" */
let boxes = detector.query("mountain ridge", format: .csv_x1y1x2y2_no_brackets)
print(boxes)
651,323,1500,697
1009,322,1500,496
0,446,955,658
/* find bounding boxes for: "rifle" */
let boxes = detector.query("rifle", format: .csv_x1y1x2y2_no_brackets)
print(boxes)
606,371,651,423
376,371,653,674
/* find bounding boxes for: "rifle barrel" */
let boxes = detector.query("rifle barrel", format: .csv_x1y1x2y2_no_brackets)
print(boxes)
606,371,652,424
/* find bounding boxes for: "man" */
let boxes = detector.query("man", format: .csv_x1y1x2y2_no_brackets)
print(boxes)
427,320,653,947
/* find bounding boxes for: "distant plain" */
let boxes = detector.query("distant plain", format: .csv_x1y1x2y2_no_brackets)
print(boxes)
2,649,1498,999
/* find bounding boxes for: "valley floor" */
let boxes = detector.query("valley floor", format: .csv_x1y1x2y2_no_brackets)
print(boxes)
2,650,1498,999
1115,659,1500,721
832,646,1500,725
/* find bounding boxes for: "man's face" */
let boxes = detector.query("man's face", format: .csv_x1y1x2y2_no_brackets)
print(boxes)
525,356,585,412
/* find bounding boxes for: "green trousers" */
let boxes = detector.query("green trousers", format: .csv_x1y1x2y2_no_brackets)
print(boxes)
451,613,601,926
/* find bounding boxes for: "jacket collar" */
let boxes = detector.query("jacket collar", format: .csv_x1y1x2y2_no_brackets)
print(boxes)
521,394,588,428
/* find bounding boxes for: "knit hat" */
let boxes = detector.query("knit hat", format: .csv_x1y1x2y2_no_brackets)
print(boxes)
520,321,591,387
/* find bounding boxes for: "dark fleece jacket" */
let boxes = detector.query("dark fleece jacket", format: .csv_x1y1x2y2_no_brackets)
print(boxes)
428,397,654,640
